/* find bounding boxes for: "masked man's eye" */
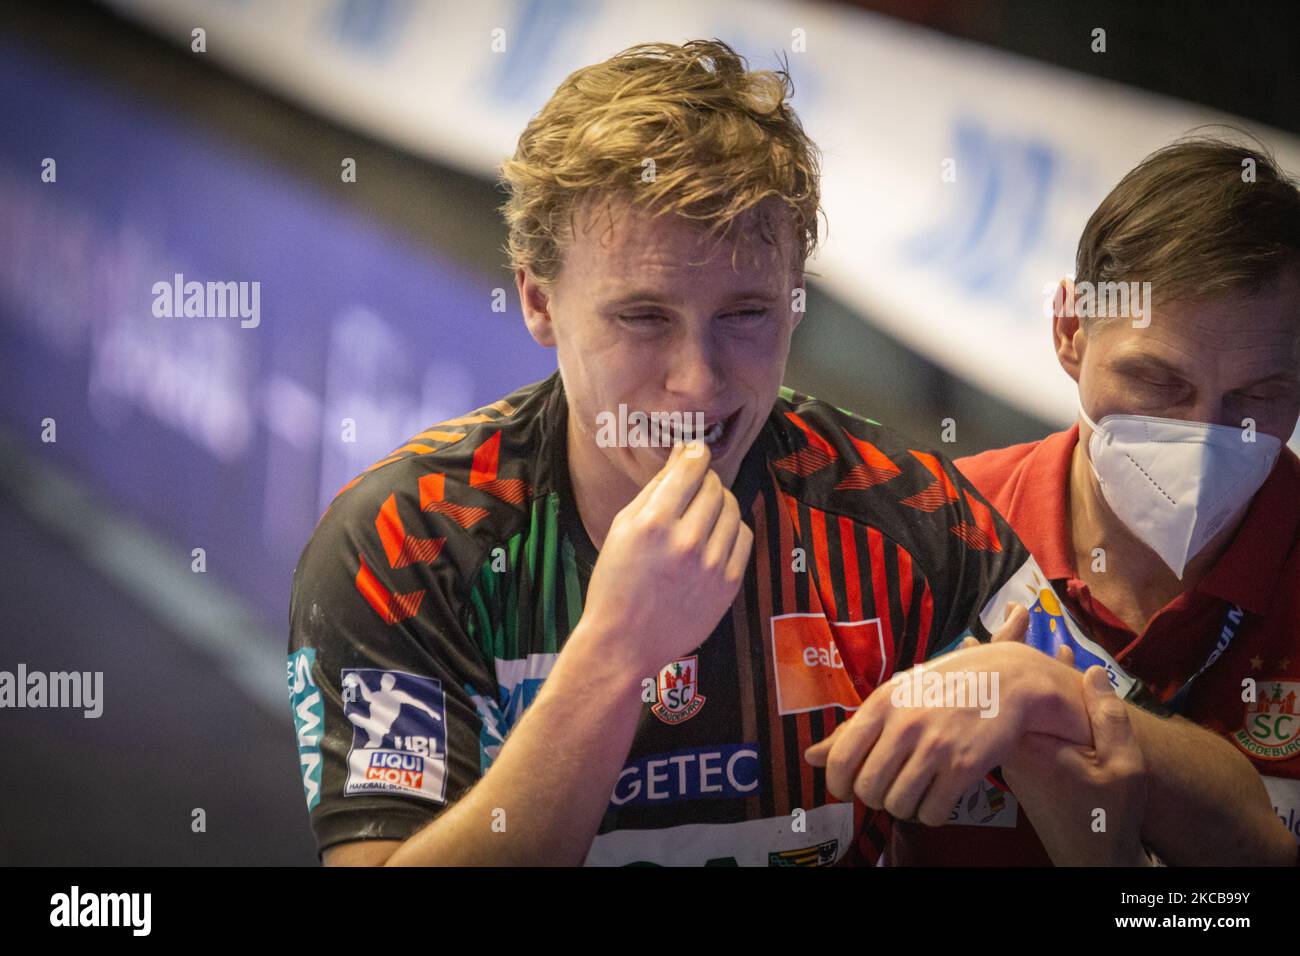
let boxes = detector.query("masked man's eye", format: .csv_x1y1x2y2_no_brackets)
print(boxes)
1140,378,1180,390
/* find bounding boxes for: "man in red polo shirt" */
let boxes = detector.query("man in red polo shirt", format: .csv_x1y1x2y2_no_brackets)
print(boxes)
891,134,1300,865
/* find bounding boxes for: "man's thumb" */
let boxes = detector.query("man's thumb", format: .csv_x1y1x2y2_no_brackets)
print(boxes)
1082,665,1131,752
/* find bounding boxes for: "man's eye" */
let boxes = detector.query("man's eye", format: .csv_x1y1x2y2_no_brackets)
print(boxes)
723,309,768,322
1234,390,1284,403
618,313,666,324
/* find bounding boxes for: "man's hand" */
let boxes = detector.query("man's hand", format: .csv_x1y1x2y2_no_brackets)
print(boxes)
579,440,753,676
803,605,1092,826
1001,665,1151,866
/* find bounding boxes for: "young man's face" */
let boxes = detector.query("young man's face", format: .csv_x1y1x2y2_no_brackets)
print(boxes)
519,195,804,488
1058,269,1300,444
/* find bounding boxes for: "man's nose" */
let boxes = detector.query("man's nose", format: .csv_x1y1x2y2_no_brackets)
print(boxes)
665,331,723,400
1189,396,1235,429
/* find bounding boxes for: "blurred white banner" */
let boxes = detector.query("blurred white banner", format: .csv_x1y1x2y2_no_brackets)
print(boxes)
104,0,1300,443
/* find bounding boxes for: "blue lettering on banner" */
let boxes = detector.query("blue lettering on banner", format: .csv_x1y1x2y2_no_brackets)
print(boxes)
610,743,761,809
487,0,582,104
902,119,1063,300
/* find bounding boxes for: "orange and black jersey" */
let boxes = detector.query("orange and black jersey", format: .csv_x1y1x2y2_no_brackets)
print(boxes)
287,371,1041,865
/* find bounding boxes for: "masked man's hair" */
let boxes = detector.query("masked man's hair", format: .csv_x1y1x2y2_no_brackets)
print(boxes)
1075,128,1300,329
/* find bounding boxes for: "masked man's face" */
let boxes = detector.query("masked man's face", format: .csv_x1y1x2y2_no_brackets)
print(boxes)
1061,270,1300,446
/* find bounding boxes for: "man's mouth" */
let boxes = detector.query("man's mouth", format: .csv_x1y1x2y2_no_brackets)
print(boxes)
666,409,741,451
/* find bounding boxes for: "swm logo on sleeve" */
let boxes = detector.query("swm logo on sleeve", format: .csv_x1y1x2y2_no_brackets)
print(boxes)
342,668,448,802
286,649,323,811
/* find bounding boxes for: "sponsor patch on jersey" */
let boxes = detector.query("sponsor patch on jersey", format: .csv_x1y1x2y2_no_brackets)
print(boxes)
771,613,884,715
1262,775,1300,844
466,653,561,774
609,743,760,809
584,802,854,866
465,685,508,775
286,649,324,811
342,668,448,803
948,778,1019,828
651,656,706,725
1234,680,1300,761
494,652,557,729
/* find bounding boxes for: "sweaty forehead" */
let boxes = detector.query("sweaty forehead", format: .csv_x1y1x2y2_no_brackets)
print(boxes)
563,195,792,290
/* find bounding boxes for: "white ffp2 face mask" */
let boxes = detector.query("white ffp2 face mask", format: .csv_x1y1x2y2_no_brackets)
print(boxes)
1078,402,1282,579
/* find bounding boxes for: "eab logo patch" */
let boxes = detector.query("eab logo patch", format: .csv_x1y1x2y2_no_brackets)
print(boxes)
1234,680,1300,761
287,649,324,811
342,669,448,803
652,656,705,725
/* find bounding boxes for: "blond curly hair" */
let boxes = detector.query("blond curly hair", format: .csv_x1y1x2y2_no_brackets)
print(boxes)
499,38,823,285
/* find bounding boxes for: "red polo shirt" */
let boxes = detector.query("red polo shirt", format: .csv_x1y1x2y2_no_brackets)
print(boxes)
889,424,1300,865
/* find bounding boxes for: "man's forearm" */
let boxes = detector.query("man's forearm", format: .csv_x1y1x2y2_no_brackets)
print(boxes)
386,621,645,865
1018,662,1292,865
1126,707,1293,866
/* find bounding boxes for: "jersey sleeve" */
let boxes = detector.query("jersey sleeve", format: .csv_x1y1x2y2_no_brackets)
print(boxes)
766,394,1055,674
286,474,500,860
906,448,1045,660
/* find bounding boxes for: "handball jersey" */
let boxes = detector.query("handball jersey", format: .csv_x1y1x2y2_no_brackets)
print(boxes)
287,371,1047,865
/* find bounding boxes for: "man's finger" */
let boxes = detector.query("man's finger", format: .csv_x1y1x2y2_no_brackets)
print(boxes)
804,724,841,766
1056,644,1076,667
815,699,891,800
1081,665,1133,758
849,713,913,808
680,469,726,542
916,769,976,828
645,440,713,518
991,603,1028,642
626,441,683,509
723,519,754,584
880,757,935,822
699,485,739,568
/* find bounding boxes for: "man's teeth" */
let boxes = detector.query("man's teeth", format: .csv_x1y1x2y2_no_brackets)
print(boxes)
668,418,726,445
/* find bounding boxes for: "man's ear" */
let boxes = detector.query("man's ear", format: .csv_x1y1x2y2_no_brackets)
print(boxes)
517,268,557,347
1052,277,1085,384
